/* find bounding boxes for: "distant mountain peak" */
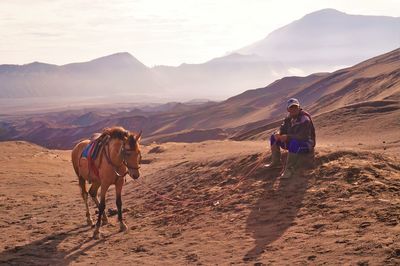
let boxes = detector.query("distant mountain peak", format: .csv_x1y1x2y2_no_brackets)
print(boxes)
237,8,399,67
88,52,146,67
91,52,139,62
22,61,58,71
304,8,345,17
100,52,135,60
206,52,265,64
299,9,349,22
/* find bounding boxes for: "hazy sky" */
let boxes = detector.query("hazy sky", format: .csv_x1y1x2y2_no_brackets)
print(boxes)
1,0,399,67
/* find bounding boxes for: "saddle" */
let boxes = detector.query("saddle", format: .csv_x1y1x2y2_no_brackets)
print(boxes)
80,133,110,182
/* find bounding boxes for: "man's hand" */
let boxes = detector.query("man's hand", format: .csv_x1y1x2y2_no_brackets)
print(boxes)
280,135,288,142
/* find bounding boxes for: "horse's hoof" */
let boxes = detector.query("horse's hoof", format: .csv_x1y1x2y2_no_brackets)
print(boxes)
119,222,128,232
93,230,100,239
87,218,94,227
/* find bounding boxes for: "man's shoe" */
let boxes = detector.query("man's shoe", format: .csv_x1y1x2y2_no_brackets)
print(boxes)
264,144,282,169
280,152,300,179
263,162,282,169
280,168,294,179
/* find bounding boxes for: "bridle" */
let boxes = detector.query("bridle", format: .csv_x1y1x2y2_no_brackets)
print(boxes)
121,145,141,172
104,138,141,179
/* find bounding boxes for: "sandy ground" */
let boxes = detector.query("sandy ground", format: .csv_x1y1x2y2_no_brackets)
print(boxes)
0,139,399,265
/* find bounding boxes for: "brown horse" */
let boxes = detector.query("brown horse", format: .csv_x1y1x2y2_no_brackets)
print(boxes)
71,126,142,238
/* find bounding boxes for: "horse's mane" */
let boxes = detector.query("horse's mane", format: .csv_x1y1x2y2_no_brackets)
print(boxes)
101,126,139,150
102,126,129,140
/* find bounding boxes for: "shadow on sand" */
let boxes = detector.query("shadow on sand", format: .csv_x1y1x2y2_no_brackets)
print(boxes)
0,225,118,265
244,160,311,262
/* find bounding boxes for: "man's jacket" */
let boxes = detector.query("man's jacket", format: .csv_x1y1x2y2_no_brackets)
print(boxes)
279,109,316,147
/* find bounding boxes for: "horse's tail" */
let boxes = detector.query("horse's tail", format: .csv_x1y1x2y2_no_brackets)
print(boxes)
71,142,88,195
71,143,81,178
72,157,80,178
73,165,87,194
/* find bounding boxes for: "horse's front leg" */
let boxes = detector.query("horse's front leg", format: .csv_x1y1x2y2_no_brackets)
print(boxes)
93,183,110,239
116,178,128,232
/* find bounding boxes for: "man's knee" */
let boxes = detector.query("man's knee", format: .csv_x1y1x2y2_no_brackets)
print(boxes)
288,139,311,154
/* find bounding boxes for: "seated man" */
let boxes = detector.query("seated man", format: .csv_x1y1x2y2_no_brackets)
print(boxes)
265,98,316,178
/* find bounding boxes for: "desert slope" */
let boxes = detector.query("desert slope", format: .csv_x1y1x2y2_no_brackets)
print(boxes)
0,139,399,265
298,48,400,114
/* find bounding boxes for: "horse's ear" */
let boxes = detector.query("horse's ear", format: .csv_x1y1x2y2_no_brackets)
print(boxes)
136,130,142,142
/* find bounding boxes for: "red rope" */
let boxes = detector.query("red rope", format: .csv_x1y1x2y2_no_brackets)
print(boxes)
87,142,100,178
134,155,265,206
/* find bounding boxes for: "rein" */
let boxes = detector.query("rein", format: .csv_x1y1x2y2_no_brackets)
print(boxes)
134,154,265,206
121,146,141,171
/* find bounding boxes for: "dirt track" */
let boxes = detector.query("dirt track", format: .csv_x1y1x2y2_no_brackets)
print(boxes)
0,140,400,265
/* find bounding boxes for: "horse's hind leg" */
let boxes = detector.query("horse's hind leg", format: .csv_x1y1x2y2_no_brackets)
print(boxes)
89,183,108,225
79,177,94,226
93,182,111,239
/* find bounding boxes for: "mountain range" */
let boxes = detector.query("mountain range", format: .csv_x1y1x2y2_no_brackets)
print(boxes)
1,48,399,148
238,8,400,69
0,9,399,100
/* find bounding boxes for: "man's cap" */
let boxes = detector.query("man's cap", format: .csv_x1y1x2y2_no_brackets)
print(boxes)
287,98,300,109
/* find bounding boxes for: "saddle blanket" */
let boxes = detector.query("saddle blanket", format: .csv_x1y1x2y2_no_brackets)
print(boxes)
81,140,102,160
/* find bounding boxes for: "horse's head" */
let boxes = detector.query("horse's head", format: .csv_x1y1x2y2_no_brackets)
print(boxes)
121,131,142,179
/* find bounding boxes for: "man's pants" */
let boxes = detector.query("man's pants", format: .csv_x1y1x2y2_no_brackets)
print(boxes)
270,134,312,154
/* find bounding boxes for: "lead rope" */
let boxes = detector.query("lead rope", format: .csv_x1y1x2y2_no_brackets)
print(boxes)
134,154,265,206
